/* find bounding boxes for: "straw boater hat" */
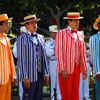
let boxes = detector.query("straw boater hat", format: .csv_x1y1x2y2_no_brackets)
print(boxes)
0,14,13,22
63,12,83,19
93,16,100,30
49,25,58,33
21,14,40,25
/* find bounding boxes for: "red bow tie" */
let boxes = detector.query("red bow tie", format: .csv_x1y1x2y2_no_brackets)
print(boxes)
71,29,77,34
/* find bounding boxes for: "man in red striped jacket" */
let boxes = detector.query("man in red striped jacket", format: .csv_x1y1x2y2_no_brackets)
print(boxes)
55,12,87,100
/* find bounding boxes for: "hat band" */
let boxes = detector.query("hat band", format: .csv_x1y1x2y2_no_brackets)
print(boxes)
24,17,36,22
0,16,8,21
67,15,80,18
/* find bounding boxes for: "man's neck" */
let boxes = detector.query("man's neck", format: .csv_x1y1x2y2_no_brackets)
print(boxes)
27,30,36,34
68,25,77,30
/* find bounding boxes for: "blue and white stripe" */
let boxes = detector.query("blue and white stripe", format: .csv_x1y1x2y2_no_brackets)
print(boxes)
89,32,100,75
17,32,49,82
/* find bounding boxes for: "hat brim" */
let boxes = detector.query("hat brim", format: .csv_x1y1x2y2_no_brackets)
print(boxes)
20,18,41,25
51,31,58,33
63,17,84,19
93,17,100,30
0,17,13,22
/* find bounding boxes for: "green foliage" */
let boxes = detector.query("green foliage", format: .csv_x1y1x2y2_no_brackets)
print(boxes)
0,0,100,35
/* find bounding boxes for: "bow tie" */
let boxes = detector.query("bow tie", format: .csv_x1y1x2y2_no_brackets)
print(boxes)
71,29,77,34
31,33,37,37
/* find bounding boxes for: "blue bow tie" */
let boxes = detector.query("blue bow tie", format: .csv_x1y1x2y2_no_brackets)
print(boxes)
31,33,37,37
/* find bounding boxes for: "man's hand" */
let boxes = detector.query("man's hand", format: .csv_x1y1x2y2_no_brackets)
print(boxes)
62,70,68,79
96,74,100,81
45,76,49,85
82,72,87,80
24,78,30,89
12,79,18,86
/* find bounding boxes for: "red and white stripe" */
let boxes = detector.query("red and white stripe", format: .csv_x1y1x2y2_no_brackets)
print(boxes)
55,28,87,74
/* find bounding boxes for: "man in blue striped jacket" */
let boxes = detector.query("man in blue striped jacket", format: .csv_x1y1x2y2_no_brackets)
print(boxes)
17,14,49,100
89,16,100,100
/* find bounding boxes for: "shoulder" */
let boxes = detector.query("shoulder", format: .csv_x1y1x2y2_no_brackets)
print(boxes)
57,28,70,37
38,33,44,38
58,28,70,33
45,39,51,43
77,31,84,41
90,34,97,40
45,39,51,45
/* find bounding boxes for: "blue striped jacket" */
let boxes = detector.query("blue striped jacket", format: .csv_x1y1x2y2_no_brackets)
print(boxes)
17,32,49,82
89,32,100,75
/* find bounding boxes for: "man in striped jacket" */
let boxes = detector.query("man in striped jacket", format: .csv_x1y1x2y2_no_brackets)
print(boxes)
0,14,17,100
17,14,49,100
89,16,100,100
55,12,87,100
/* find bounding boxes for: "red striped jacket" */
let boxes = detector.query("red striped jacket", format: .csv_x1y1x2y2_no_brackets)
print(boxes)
55,27,87,74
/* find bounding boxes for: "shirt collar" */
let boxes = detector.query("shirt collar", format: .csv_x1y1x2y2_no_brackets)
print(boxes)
27,31,37,35
97,32,100,34
68,26,77,32
68,26,72,31
50,38,55,41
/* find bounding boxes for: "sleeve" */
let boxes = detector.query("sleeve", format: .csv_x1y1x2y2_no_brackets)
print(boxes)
80,41,87,73
17,36,28,79
13,41,17,58
89,37,93,63
45,42,55,57
89,36,100,74
55,30,66,72
41,37,50,75
7,38,17,81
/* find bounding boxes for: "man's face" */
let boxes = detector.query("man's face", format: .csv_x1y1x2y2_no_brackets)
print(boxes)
68,19,79,30
26,21,37,33
50,32,57,40
0,20,10,33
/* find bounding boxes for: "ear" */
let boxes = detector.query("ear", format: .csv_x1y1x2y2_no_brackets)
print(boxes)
68,20,71,24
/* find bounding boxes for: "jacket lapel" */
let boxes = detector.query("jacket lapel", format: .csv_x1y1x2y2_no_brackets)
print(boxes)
0,37,7,46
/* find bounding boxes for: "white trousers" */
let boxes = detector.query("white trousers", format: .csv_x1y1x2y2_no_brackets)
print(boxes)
19,71,23,100
79,62,90,98
49,60,61,100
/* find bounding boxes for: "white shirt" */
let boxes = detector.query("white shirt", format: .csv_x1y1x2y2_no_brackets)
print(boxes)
27,31,38,45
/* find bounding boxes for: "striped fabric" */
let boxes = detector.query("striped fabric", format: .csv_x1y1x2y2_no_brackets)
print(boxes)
0,33,16,85
17,32,49,82
55,27,87,74
89,32,100,74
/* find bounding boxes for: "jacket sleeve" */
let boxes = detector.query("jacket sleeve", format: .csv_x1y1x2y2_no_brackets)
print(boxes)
7,38,17,81
55,30,66,72
17,36,28,79
89,36,100,74
80,41,87,73
41,36,50,75
45,42,55,57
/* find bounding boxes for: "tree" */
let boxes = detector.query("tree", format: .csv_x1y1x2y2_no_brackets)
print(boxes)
0,0,100,35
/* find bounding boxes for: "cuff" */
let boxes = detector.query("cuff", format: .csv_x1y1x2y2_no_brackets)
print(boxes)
13,76,17,79
45,74,49,76
96,72,100,75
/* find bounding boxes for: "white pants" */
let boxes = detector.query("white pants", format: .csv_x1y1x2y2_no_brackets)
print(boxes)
49,60,61,100
19,71,23,100
79,62,90,98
